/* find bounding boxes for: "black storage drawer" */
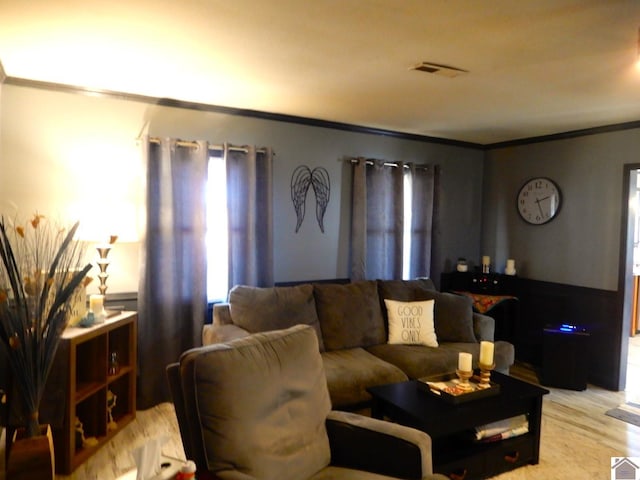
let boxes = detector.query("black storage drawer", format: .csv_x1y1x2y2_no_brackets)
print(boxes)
486,434,535,475
435,453,486,480
434,434,534,479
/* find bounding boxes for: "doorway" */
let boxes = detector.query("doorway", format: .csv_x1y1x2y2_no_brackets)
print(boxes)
621,165,640,394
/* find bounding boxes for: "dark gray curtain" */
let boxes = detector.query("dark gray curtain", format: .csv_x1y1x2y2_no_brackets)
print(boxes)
350,158,437,281
137,139,274,408
409,164,437,279
226,146,274,287
138,137,207,409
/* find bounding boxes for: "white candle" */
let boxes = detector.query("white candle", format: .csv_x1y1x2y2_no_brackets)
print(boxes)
89,294,104,314
482,255,490,266
506,259,515,270
458,352,472,372
480,341,494,365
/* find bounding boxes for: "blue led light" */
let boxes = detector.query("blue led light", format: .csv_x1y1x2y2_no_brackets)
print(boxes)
559,323,577,332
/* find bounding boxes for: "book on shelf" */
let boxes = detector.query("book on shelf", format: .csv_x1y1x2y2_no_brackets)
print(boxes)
475,414,528,443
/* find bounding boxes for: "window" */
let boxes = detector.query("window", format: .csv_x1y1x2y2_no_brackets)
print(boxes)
402,169,413,279
351,159,436,281
206,154,229,302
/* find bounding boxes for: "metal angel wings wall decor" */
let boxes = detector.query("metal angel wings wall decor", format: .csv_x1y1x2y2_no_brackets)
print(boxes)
290,165,330,233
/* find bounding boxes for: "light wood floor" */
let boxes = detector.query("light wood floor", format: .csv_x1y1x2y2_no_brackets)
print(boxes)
1,336,631,479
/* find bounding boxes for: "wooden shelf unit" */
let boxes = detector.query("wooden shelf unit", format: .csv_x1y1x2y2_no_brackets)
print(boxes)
53,311,137,474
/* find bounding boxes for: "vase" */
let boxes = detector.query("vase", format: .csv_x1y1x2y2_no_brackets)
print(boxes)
7,424,55,480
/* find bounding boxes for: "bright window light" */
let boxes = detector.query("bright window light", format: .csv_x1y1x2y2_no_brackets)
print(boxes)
402,170,413,280
206,155,229,302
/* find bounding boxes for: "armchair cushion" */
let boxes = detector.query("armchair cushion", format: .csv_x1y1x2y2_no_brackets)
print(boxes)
181,325,331,479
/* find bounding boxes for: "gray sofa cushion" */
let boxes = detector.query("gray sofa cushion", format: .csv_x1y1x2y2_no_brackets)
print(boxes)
314,281,386,351
377,280,476,343
189,325,331,479
365,344,458,380
321,348,408,408
367,340,515,379
228,284,325,351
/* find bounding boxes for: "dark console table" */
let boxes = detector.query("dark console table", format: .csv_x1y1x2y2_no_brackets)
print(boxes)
441,271,520,345
368,372,549,479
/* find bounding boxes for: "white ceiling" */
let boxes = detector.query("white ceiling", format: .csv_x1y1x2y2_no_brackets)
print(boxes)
2,0,640,145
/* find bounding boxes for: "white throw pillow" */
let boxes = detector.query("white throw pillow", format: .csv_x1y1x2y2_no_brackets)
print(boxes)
384,299,438,347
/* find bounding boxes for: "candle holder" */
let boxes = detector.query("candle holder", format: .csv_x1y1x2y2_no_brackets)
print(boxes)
95,235,118,297
96,245,110,296
477,362,495,389
455,369,474,392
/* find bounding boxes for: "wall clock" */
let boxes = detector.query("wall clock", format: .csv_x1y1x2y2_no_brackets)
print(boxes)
516,177,562,225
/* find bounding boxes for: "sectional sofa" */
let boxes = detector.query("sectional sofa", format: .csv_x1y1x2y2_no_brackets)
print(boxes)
203,278,515,410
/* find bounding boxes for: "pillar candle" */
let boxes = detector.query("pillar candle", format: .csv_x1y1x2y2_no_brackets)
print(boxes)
482,255,490,266
506,259,515,270
480,341,494,365
89,294,104,313
458,352,472,372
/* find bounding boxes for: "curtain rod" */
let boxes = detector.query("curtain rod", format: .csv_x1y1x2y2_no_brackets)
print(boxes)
346,157,433,170
147,137,269,154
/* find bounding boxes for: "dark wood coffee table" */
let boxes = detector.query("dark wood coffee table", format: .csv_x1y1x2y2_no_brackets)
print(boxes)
367,372,549,479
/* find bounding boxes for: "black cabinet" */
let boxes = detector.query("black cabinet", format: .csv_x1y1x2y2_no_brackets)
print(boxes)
441,272,520,345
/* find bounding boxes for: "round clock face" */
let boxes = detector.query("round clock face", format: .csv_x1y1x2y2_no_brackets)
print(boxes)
517,177,562,225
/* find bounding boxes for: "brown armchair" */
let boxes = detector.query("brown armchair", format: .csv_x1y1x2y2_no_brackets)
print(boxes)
167,324,446,480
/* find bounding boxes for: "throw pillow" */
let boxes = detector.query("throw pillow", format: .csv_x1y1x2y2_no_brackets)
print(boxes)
430,292,477,343
377,279,477,343
384,299,438,347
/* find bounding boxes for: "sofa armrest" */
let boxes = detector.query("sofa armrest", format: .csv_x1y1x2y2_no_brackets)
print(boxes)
202,324,250,345
473,312,495,342
326,410,447,480
213,302,233,326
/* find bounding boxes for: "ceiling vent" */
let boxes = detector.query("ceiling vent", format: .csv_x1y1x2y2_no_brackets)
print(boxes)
411,62,468,78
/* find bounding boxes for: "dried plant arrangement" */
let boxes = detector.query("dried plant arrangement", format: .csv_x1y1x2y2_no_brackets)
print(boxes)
0,213,92,437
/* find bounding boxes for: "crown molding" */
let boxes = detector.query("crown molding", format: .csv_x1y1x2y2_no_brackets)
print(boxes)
3,75,482,150
484,121,640,149
4,74,639,149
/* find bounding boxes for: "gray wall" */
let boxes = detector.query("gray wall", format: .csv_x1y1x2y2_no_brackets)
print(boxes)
0,83,484,290
483,128,640,292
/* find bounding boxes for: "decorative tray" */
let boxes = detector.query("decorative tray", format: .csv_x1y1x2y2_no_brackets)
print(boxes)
417,371,500,404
